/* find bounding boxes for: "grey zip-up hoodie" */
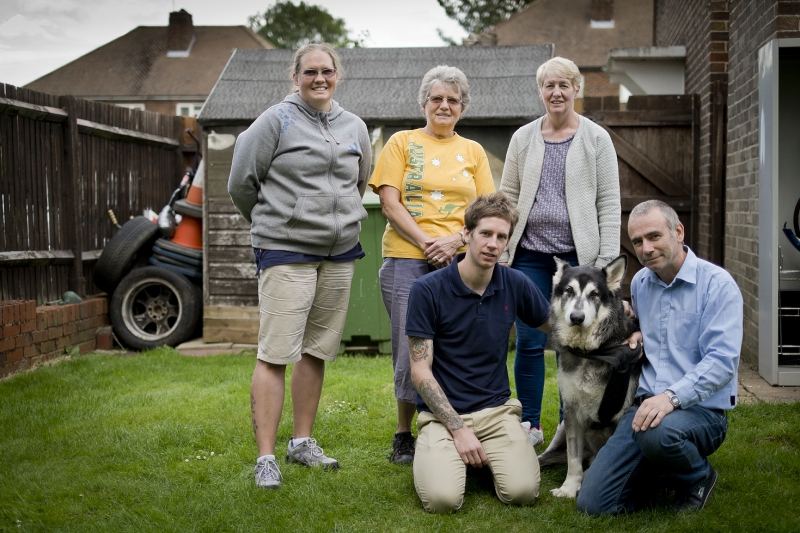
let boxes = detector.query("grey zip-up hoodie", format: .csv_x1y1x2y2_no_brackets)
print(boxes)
228,93,372,256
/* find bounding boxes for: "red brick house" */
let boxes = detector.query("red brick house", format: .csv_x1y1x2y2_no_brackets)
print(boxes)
25,10,273,116
466,0,654,104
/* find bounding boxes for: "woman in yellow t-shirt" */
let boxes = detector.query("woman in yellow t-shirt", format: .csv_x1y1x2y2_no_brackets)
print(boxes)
368,65,495,465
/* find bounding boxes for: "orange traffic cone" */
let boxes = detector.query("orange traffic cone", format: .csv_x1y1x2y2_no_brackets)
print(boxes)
174,160,204,219
170,214,203,250
184,160,204,207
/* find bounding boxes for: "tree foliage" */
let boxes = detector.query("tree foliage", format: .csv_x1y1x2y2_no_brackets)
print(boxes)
248,1,365,49
437,0,534,36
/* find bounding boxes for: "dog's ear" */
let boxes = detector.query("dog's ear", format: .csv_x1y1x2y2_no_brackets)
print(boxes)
552,257,570,286
604,254,627,293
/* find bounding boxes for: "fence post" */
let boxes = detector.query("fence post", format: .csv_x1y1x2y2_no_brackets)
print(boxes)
60,95,86,297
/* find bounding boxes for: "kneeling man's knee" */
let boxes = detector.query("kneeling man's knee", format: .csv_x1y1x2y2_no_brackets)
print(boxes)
577,489,607,516
419,488,463,514
576,473,620,516
495,475,539,506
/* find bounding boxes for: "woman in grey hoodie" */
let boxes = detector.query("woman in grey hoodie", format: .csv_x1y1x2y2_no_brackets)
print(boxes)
228,43,371,489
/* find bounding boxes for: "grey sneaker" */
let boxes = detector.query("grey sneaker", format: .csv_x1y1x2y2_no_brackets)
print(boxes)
521,421,544,447
254,457,282,489
286,437,339,470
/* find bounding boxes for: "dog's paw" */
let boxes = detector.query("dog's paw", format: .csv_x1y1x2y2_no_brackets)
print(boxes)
550,482,580,499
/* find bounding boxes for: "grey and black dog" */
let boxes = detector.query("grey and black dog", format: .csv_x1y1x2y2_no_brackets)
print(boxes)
538,254,642,499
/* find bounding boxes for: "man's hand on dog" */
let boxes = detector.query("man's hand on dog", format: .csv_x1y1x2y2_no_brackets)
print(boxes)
622,300,635,318
632,394,674,432
453,426,490,467
625,331,643,351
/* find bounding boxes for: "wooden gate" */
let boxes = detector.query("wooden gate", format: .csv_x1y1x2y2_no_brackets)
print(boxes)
583,94,699,294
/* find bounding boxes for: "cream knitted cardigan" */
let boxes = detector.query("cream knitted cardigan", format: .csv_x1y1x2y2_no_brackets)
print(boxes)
499,115,620,267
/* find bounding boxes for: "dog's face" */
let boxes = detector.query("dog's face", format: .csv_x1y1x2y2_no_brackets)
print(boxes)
550,255,627,350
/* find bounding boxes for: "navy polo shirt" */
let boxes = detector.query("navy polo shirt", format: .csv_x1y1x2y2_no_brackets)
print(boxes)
406,253,550,415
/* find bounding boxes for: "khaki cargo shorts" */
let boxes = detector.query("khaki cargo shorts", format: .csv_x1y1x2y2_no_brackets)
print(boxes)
257,261,355,364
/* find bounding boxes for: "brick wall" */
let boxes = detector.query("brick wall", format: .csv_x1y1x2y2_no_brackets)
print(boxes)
655,0,729,262
655,0,800,364
583,71,621,98
727,0,800,364
0,298,110,378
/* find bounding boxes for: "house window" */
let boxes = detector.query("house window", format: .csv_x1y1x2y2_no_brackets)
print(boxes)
177,103,203,117
117,103,145,110
590,20,615,29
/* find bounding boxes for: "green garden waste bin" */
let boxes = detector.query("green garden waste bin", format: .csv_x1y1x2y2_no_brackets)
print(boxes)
341,189,391,353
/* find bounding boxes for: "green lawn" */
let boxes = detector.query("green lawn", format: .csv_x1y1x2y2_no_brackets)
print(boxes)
0,349,798,532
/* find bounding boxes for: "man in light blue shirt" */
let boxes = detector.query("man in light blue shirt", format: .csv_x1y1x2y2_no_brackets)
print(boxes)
577,200,742,515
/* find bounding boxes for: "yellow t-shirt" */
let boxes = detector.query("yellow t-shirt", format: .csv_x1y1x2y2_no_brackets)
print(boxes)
368,129,495,259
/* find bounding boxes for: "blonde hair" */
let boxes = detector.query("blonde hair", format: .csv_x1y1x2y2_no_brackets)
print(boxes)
536,56,581,89
289,43,343,92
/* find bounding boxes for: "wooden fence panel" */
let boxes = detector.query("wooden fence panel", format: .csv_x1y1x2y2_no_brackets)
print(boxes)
0,83,184,304
584,94,699,295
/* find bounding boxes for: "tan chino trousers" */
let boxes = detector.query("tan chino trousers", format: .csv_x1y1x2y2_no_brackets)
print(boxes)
413,398,541,513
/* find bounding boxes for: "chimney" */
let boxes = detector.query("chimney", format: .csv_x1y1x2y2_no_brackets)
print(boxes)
167,9,195,57
591,0,615,28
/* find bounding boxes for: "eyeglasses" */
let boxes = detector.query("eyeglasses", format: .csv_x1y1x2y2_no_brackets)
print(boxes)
300,68,337,79
427,95,461,106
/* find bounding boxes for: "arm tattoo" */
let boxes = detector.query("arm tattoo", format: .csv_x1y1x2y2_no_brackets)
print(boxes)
409,337,430,363
417,379,464,432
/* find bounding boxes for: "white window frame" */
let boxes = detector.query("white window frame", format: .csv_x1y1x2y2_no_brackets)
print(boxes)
117,103,145,110
176,103,204,117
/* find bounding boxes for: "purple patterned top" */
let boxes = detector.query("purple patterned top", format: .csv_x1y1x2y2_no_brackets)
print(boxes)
520,135,576,253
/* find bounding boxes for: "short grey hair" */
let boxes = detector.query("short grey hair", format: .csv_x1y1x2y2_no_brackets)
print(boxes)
417,65,471,114
536,56,581,90
629,200,681,235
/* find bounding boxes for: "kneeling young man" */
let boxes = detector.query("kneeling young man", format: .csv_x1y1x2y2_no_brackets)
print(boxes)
577,200,742,514
406,192,550,513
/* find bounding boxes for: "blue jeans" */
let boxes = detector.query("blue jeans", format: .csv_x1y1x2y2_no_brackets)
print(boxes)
511,248,578,426
576,404,728,515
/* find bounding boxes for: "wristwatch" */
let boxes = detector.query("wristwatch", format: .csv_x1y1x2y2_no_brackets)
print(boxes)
665,389,681,409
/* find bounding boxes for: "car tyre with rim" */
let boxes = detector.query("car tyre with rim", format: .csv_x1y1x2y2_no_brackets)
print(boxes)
111,266,201,350
94,216,159,294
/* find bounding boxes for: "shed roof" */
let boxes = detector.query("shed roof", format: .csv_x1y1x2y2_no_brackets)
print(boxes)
26,25,273,100
198,45,552,126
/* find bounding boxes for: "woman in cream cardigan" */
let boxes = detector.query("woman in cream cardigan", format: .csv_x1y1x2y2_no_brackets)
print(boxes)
499,56,620,448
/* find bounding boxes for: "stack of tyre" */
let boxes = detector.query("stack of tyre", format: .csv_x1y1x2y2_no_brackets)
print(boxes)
152,189,204,280
93,182,204,350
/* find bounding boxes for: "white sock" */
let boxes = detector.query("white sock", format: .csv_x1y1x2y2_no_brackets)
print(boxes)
290,437,310,449
257,454,275,463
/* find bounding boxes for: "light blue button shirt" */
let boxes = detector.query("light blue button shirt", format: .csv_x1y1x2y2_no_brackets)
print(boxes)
631,246,742,410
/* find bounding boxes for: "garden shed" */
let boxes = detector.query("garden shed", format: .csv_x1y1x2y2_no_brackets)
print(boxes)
197,45,552,346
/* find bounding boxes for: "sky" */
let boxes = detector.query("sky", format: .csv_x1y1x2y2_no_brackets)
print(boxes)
0,0,469,87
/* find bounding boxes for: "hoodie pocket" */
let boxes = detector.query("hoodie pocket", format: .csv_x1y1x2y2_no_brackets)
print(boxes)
336,195,369,226
284,194,336,241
